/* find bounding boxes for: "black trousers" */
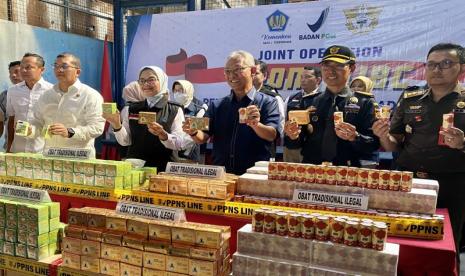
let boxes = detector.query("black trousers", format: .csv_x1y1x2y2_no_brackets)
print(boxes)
420,172,465,258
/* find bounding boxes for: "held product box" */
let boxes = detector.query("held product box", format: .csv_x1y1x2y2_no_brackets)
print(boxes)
188,117,210,131
15,120,30,136
139,111,157,124
102,102,118,114
288,110,310,125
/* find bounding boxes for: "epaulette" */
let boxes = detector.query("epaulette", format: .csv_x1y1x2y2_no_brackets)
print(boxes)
303,91,321,97
403,89,425,99
354,91,374,98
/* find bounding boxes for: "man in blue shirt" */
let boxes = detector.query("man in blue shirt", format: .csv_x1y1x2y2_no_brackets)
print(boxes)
183,50,280,175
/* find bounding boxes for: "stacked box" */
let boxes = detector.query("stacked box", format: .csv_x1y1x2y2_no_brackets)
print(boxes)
62,207,232,276
233,224,399,276
0,198,62,260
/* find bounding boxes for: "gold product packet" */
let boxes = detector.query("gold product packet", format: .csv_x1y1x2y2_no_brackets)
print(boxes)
41,125,52,139
139,112,157,124
189,117,209,131
288,110,310,125
15,120,29,136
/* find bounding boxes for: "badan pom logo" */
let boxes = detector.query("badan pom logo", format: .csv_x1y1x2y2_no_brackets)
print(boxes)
267,10,289,32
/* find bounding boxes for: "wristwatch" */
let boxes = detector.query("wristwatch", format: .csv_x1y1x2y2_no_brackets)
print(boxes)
67,128,75,138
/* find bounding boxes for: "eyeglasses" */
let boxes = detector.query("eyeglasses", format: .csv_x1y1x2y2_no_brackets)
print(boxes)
321,63,348,72
224,67,249,75
138,77,158,85
425,60,459,70
53,63,79,71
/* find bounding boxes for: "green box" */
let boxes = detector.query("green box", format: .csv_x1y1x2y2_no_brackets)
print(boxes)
106,161,131,177
32,158,42,170
49,217,60,231
62,160,74,172
27,232,49,247
15,243,27,257
48,242,59,255
123,174,132,190
33,168,44,179
6,214,17,229
27,204,49,222
52,171,62,182
94,175,105,187
6,166,16,176
5,153,16,168
95,162,107,176
48,229,59,244
14,155,24,167
23,168,33,179
18,228,28,244
63,171,74,183
42,159,53,171
27,218,49,235
53,159,63,171
5,201,18,216
24,156,34,168
27,244,49,260
84,174,94,186
0,166,6,176
3,241,15,256
42,170,52,181
0,227,4,240
43,202,60,219
102,102,117,114
73,173,85,184
0,240,3,253
82,162,95,175
5,228,17,242
104,176,124,189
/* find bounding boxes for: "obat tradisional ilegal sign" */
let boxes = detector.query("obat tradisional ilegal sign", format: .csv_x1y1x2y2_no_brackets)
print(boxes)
165,162,225,179
43,147,91,159
0,184,51,202
293,189,369,210
116,201,186,222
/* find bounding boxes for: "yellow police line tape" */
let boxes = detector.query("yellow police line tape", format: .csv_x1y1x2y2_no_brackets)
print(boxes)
0,254,51,276
0,176,443,240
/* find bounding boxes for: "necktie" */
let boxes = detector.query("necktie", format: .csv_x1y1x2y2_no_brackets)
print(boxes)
321,96,338,161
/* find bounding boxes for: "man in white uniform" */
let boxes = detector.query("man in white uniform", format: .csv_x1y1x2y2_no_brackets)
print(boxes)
7,53,52,153
26,52,105,158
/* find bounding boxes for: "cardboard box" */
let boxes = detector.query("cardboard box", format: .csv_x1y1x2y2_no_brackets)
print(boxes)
168,177,188,195
5,228,17,243
189,259,217,276
17,229,27,244
62,171,74,183
165,256,189,274
48,229,60,244
195,228,225,248
171,226,195,245
100,258,120,276
27,218,50,234
27,232,49,247
143,251,166,270
100,243,121,261
81,255,100,273
15,120,29,136
62,237,81,253
102,232,123,246
49,242,59,255
49,217,60,231
82,229,102,242
120,262,142,276
62,252,81,269
144,240,170,255
169,243,191,258
206,181,234,199
15,243,27,258
64,226,83,239
122,235,145,251
121,247,143,266
149,222,172,242
142,268,167,276
81,239,101,257
3,241,15,256
27,244,49,260
188,180,208,197
43,202,60,219
149,175,169,193
127,218,149,238
106,214,127,232
88,212,107,229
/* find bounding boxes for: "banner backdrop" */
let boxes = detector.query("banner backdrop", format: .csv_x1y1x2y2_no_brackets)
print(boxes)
126,0,465,108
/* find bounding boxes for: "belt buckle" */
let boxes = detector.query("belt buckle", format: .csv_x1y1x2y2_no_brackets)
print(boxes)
416,171,429,179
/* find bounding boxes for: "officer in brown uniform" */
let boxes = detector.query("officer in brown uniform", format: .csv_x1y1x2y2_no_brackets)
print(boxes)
373,43,465,257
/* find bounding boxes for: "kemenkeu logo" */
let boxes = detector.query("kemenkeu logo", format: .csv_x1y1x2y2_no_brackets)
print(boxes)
266,10,289,32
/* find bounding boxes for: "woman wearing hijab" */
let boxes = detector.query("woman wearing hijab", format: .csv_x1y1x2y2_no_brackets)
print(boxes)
350,76,374,94
171,80,208,162
103,66,185,171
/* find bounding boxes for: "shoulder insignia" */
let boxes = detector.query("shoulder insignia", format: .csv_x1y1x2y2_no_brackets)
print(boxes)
457,101,465,109
354,91,374,97
405,85,421,91
403,90,425,99
349,96,359,104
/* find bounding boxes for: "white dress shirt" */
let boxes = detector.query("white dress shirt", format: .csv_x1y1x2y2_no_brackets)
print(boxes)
6,78,53,153
114,102,186,151
29,79,105,158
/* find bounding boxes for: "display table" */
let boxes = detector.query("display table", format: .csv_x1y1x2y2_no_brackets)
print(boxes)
47,193,457,275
